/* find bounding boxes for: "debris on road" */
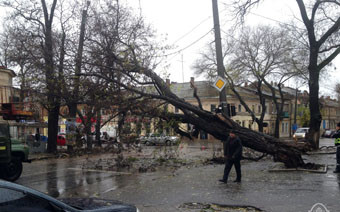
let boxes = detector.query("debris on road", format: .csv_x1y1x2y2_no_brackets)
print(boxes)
179,202,263,212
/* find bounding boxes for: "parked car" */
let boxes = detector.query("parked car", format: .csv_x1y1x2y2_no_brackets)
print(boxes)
293,127,309,141
322,129,336,138
1,122,31,182
139,134,179,146
0,180,139,212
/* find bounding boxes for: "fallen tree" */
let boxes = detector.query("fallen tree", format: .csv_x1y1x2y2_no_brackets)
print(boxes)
87,60,307,168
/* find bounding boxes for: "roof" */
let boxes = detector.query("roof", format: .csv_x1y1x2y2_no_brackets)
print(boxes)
170,81,219,99
0,66,16,77
170,80,294,102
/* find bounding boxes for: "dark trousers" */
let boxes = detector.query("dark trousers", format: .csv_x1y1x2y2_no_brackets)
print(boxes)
223,159,241,182
336,146,340,171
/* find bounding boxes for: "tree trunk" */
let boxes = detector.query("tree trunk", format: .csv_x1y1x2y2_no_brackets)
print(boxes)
42,0,59,154
95,109,102,147
165,112,305,168
146,69,305,167
257,123,264,133
47,105,59,153
274,117,280,138
85,122,92,150
308,65,321,149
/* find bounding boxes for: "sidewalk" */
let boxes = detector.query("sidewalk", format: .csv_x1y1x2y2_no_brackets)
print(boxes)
28,153,56,161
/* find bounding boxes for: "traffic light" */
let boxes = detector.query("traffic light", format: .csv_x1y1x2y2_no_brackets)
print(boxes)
226,104,236,117
215,104,236,117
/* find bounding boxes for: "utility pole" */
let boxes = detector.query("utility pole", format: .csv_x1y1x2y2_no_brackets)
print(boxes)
212,0,228,116
67,1,90,151
293,87,298,133
181,54,184,83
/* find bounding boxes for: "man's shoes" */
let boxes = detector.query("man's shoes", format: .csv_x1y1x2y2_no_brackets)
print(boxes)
219,179,227,183
233,179,241,183
333,170,340,173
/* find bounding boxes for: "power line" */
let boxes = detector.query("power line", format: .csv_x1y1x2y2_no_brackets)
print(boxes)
171,16,212,45
156,29,213,58
158,6,230,61
170,6,229,46
246,12,305,30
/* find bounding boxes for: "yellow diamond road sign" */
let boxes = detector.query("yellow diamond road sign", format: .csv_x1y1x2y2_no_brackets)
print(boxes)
213,77,227,92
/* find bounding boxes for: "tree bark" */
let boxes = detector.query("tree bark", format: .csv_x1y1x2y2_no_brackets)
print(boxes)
162,111,305,168
47,105,59,153
42,0,59,153
95,109,102,147
308,62,322,149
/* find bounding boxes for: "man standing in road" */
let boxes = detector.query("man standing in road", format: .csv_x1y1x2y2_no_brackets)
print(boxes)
219,131,243,183
333,122,340,173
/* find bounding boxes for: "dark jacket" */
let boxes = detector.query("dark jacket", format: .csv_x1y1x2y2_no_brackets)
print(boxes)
332,130,340,146
223,136,243,160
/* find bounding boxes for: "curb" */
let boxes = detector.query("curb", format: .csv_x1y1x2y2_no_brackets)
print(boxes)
29,155,56,161
268,164,328,173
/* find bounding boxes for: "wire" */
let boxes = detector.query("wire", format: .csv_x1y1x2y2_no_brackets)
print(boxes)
171,16,212,45
156,29,214,58
158,6,230,60
247,12,305,30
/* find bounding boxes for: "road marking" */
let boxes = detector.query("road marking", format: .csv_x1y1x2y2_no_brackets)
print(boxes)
101,186,118,194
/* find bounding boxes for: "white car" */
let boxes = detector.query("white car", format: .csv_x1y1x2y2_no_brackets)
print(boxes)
140,134,179,146
293,127,309,141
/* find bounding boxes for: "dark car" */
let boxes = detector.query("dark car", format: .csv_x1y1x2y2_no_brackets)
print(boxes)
0,180,139,212
322,129,336,138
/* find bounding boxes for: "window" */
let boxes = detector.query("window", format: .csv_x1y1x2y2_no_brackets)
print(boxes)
200,130,208,140
238,104,242,112
252,105,255,112
282,123,285,133
242,121,245,127
210,104,216,112
0,187,54,212
0,125,10,138
285,123,289,133
258,105,261,113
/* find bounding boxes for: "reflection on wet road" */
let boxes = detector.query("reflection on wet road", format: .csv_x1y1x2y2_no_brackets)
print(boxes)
17,156,135,199
15,138,340,212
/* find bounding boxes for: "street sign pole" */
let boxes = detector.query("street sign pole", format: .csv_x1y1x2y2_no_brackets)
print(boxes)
212,0,228,117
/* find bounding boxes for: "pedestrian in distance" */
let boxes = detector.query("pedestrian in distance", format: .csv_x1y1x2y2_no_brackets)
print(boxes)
332,122,340,173
219,130,243,184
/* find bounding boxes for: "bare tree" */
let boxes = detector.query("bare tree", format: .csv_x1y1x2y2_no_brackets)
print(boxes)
336,83,340,101
229,0,340,149
78,12,306,167
193,25,299,137
0,0,62,152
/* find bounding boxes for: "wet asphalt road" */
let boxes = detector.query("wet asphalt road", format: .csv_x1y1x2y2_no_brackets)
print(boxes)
16,138,340,212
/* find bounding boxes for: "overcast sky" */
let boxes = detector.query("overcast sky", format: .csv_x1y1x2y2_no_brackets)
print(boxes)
0,0,339,97
123,0,339,97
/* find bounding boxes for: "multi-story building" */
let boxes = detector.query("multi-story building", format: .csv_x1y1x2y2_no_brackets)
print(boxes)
0,66,17,104
0,66,46,139
167,78,295,139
